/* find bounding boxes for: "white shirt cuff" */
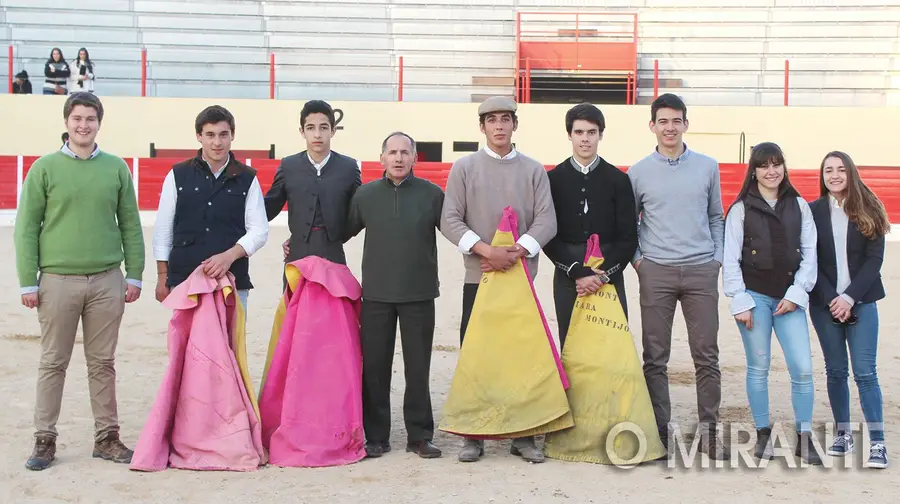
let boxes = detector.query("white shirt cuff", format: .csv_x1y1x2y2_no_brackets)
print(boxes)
126,278,143,289
20,286,38,295
730,291,756,316
517,234,541,258
237,236,260,258
783,285,810,311
458,230,480,255
839,293,855,308
153,247,171,262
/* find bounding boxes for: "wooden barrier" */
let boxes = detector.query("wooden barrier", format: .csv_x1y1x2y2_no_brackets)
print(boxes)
2,155,899,222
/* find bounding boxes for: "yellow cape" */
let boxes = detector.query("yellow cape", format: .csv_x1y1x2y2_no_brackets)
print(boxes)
439,209,574,438
543,235,665,465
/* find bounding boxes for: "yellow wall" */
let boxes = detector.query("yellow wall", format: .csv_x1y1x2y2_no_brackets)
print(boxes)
2,94,896,169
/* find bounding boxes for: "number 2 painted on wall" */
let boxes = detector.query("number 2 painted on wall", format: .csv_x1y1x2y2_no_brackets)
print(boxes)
334,108,344,130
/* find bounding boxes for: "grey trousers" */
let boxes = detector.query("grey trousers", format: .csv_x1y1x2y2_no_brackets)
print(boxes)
637,258,722,437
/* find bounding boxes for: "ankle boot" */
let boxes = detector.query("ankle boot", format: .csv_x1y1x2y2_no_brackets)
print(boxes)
754,427,774,460
795,431,823,466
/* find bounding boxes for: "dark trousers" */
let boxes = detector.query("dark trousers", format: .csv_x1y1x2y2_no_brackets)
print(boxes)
361,299,436,444
637,258,721,439
552,268,628,349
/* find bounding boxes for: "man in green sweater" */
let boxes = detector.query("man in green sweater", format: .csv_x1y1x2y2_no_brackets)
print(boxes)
14,92,145,471
346,132,444,460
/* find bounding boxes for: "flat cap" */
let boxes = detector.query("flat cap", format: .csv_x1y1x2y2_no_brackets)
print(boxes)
478,96,517,116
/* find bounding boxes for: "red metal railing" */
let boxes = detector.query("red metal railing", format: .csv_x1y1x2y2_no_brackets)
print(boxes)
515,11,638,104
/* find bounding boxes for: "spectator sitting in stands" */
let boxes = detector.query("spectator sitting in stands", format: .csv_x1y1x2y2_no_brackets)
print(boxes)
43,48,70,95
14,71,32,94
70,47,95,94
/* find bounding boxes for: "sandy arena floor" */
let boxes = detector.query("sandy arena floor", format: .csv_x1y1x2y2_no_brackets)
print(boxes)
0,226,897,503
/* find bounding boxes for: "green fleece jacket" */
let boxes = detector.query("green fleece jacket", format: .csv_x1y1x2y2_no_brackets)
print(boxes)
346,172,444,303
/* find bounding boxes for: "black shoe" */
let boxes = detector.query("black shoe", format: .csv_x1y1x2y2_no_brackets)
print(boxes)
754,427,774,460
25,436,56,471
365,441,390,458
795,431,823,466
406,440,442,459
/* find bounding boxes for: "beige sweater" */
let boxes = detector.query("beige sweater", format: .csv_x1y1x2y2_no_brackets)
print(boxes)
440,149,557,283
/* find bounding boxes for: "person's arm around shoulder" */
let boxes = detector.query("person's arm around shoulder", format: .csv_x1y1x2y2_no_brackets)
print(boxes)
707,159,726,267
14,161,48,308
264,158,288,221
778,197,818,315
627,164,646,270
723,201,755,328
116,159,145,303
152,168,177,302
514,161,557,260
344,184,366,243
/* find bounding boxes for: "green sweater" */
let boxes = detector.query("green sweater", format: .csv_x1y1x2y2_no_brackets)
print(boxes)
14,151,145,289
346,173,444,303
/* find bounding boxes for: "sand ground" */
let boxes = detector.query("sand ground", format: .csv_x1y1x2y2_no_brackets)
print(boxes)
0,225,897,504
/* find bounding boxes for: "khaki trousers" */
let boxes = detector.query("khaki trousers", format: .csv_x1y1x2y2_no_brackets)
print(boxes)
34,268,126,441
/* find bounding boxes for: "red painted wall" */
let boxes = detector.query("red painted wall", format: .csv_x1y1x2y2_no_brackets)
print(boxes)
3,155,899,222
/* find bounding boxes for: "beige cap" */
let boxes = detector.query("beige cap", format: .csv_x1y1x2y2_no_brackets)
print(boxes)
478,96,517,116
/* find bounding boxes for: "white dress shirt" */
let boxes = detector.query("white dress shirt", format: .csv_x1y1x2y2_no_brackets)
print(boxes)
722,197,818,315
455,146,542,258
308,152,331,176
152,153,269,266
829,195,856,306
571,154,597,214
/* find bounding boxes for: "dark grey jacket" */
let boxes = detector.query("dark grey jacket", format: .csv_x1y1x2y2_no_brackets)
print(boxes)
264,150,361,244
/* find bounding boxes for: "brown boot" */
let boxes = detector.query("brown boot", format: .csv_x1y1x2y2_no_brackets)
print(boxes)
92,432,133,464
25,436,56,471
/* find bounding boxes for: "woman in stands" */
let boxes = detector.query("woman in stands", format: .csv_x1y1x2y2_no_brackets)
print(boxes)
43,47,70,95
722,142,821,465
70,47,95,94
809,151,889,469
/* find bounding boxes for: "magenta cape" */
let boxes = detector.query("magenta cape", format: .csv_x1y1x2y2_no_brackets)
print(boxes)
130,267,265,472
257,256,366,467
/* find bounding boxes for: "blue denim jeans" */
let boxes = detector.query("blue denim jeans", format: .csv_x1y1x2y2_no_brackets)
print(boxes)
736,290,814,431
810,302,884,442
238,289,249,312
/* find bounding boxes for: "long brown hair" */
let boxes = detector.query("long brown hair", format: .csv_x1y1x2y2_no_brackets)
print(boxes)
819,151,890,239
727,142,799,216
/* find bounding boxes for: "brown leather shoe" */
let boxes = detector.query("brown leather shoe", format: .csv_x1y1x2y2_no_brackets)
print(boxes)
406,440,442,459
92,432,133,464
25,436,56,471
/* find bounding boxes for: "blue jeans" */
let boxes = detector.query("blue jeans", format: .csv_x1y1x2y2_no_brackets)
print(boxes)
736,290,814,431
237,289,249,312
810,302,884,442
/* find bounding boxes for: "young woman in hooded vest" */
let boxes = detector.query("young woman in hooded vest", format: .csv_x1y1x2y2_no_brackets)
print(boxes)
722,142,821,465
808,151,889,469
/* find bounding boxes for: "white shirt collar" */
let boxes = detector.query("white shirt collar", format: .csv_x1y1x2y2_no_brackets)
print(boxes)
308,152,332,171
60,142,100,160
202,152,230,179
572,155,598,174
483,146,517,160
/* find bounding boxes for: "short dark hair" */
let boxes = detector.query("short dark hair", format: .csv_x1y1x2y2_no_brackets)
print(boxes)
300,100,335,129
565,103,605,134
479,111,518,126
194,105,235,135
381,131,416,154
651,93,687,122
63,92,103,123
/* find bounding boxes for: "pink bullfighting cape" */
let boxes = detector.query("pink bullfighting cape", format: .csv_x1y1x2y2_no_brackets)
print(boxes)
257,256,366,467
439,206,574,439
130,267,265,472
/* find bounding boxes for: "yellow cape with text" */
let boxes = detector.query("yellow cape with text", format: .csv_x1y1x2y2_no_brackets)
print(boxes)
438,210,573,439
543,236,665,465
